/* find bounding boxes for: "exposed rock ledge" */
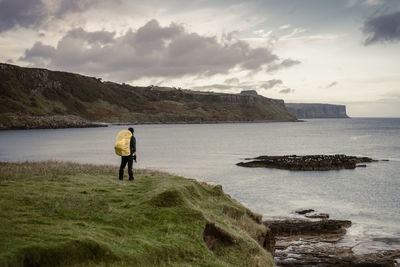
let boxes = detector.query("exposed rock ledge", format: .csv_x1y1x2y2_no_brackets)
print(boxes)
264,219,400,266
237,154,377,171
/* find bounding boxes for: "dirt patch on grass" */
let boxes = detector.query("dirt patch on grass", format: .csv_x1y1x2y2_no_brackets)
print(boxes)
203,222,234,250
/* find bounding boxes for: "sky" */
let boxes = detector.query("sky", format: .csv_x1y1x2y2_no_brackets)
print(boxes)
1,0,399,117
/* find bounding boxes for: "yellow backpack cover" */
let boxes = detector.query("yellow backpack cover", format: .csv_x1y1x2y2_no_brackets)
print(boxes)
114,130,132,156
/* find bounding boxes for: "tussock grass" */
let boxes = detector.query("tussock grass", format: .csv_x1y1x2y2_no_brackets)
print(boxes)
0,161,274,266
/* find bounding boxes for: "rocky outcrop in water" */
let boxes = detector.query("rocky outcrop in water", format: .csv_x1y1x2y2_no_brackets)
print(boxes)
285,103,349,119
237,154,376,171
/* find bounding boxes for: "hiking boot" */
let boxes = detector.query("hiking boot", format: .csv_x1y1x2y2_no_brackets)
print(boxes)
129,177,134,181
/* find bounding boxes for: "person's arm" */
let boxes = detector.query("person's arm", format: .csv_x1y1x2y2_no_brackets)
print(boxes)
131,136,136,155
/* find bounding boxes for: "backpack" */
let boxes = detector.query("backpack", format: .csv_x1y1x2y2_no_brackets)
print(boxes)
114,130,132,156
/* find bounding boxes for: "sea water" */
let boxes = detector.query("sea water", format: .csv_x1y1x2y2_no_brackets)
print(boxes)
0,118,399,254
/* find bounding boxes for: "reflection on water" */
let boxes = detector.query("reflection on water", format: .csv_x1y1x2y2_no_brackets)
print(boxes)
1,118,399,253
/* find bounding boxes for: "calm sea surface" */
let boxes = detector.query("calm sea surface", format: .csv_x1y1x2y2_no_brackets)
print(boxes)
1,118,399,254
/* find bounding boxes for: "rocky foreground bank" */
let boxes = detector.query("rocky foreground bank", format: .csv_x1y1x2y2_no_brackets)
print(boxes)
2,162,398,266
264,218,400,266
0,161,275,267
237,154,378,171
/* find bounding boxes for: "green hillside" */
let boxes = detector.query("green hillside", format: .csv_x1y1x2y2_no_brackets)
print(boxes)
0,63,296,129
0,161,274,266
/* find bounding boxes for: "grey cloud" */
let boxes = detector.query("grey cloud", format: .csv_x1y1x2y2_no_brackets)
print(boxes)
363,11,400,45
0,0,108,32
224,78,240,84
56,0,103,17
6,59,13,63
21,19,283,82
261,79,282,89
193,79,286,92
267,58,301,72
192,84,234,91
326,81,338,88
0,0,44,32
65,28,115,44
240,46,278,70
21,42,56,60
279,88,295,94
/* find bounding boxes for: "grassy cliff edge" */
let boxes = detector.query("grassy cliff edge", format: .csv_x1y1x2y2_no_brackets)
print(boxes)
0,161,274,266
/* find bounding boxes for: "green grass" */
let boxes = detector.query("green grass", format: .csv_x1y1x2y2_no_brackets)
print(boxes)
0,161,274,266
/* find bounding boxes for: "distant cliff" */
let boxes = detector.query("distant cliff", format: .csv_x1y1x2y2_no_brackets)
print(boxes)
0,63,296,129
285,103,349,119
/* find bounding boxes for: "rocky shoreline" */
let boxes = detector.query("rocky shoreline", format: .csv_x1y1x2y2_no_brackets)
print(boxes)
263,217,400,266
0,115,107,130
237,154,377,171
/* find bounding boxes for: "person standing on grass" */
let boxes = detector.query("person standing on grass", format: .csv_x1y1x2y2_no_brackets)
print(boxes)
119,127,136,181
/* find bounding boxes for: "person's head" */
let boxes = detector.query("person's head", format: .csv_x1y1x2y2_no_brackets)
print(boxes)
128,127,134,134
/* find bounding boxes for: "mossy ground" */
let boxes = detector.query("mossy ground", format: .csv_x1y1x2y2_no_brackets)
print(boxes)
0,161,273,266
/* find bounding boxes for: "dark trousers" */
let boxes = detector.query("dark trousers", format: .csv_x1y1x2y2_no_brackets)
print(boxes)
119,156,133,180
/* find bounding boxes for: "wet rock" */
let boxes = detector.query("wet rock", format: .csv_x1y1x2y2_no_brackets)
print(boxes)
237,154,376,171
305,213,329,219
264,219,400,266
263,219,351,236
295,209,315,215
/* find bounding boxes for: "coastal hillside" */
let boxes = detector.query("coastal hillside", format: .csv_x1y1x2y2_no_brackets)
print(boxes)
0,63,296,129
285,103,349,119
0,161,274,266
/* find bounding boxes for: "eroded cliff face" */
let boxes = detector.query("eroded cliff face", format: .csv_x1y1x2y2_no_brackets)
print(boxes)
285,103,349,119
0,63,296,129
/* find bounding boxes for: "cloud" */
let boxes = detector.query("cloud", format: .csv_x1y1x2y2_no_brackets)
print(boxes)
363,0,383,6
279,24,291,30
326,81,338,88
260,79,282,89
0,0,44,32
279,88,295,94
0,0,108,32
253,29,273,38
266,59,301,72
55,0,105,17
21,41,56,60
20,19,287,82
224,78,240,84
346,0,359,7
362,11,400,45
192,84,234,91
346,0,382,7
63,28,115,44
193,79,286,93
